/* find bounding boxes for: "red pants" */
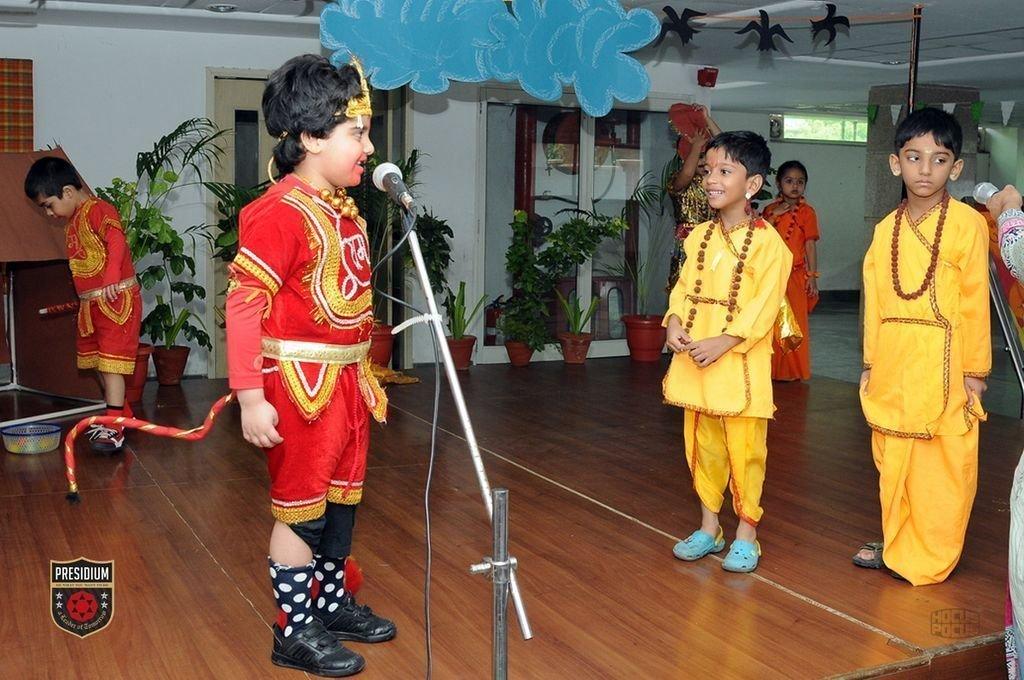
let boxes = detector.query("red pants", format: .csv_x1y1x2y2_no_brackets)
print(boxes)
263,362,369,524
76,289,142,375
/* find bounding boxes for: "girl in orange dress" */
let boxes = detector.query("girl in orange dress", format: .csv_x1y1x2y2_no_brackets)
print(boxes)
761,161,820,381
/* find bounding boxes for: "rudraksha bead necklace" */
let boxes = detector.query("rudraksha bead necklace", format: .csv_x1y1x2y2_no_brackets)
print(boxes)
890,192,948,301
686,217,757,335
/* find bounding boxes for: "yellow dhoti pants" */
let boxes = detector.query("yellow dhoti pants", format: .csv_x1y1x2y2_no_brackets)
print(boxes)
684,411,768,526
873,429,978,586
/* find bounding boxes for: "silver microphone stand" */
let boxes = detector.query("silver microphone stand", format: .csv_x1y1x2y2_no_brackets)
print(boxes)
390,206,534,673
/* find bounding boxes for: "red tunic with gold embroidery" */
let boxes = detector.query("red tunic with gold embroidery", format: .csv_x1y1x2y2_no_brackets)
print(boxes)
226,174,386,524
66,197,141,374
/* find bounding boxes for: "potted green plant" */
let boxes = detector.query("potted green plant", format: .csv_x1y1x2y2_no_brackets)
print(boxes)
501,209,627,366
555,290,599,364
205,180,268,265
443,281,486,370
98,118,225,385
606,170,674,362
500,212,548,366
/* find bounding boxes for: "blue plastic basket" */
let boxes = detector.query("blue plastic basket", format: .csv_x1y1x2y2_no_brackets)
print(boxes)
1,423,62,454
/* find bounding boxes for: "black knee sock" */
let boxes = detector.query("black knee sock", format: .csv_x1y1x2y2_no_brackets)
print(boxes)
317,502,356,557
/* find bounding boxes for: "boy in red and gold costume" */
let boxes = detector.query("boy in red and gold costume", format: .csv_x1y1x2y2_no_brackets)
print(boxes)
226,54,392,677
25,157,141,451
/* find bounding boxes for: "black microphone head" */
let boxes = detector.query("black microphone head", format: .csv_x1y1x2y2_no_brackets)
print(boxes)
373,162,402,192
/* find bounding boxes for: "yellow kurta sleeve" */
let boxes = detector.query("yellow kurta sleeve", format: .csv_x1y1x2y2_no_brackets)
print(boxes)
663,223,700,327
663,265,688,327
729,229,792,354
960,211,992,377
862,237,880,369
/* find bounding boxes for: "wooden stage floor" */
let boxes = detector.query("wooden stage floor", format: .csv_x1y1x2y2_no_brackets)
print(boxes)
0,358,1016,678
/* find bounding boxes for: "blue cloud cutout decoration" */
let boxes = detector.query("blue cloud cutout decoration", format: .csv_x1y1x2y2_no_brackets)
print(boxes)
320,0,660,117
321,0,498,94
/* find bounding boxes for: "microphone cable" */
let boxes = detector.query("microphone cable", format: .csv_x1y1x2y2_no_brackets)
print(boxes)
370,210,442,680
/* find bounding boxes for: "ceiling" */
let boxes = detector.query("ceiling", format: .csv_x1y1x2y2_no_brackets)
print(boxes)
2,0,1022,123
632,0,1024,123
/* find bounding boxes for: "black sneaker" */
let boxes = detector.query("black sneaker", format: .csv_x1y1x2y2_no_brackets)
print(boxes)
270,620,365,677
86,425,125,453
320,593,397,643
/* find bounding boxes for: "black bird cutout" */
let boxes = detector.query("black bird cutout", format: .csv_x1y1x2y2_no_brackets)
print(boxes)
654,7,707,48
810,3,851,46
735,10,794,52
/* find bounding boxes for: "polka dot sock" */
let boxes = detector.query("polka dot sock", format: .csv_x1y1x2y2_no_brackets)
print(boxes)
269,558,315,638
312,555,347,617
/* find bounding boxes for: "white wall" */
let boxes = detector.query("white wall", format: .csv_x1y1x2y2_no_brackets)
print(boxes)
712,111,867,292
988,126,1024,190
2,22,320,375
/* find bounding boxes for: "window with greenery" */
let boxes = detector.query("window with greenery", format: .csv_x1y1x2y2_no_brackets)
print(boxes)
782,114,867,143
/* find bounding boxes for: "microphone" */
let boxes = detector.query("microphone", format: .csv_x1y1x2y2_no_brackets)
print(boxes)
973,182,999,204
372,162,416,212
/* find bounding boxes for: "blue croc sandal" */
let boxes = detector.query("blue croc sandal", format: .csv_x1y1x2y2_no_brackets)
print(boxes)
722,539,761,573
673,528,726,561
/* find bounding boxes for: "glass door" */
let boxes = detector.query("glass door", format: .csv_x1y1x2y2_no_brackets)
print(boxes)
480,95,677,362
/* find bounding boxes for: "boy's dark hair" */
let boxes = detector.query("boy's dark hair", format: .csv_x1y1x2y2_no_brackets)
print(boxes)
705,131,771,182
775,160,808,184
24,156,83,199
263,54,364,175
894,107,963,158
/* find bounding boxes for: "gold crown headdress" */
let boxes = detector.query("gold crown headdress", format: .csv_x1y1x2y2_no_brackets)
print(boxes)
342,55,373,120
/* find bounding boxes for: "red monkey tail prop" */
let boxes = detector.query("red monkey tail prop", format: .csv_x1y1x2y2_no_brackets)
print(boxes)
63,393,235,503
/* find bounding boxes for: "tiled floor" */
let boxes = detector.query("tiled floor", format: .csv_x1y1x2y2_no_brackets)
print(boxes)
810,296,1023,419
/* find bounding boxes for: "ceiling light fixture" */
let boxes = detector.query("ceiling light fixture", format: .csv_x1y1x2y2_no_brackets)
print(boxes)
206,3,237,13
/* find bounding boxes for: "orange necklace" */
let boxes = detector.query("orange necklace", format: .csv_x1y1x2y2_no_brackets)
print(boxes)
295,174,360,219
890,192,948,300
767,199,802,243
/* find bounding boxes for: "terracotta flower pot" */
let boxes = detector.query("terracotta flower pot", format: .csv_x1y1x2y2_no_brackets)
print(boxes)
369,323,394,367
152,345,191,386
557,332,592,365
622,314,665,362
504,340,534,367
124,343,153,403
446,335,477,371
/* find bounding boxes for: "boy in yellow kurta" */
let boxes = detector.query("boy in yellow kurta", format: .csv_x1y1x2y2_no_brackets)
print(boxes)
664,131,791,573
855,108,990,585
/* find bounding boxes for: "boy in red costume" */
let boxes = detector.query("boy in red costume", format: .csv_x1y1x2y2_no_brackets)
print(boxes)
226,54,393,676
25,157,141,451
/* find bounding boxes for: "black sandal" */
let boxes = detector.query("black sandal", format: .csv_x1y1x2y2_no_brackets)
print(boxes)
852,541,884,569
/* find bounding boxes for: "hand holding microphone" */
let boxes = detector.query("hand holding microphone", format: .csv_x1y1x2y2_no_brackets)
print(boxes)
975,181,1023,218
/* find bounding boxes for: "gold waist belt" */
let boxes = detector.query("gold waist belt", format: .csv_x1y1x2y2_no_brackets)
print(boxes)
79,276,139,301
261,337,370,365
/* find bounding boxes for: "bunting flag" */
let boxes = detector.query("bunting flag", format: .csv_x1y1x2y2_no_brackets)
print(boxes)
941,103,956,114
867,104,879,125
1002,101,1016,126
970,101,984,124
890,104,902,126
